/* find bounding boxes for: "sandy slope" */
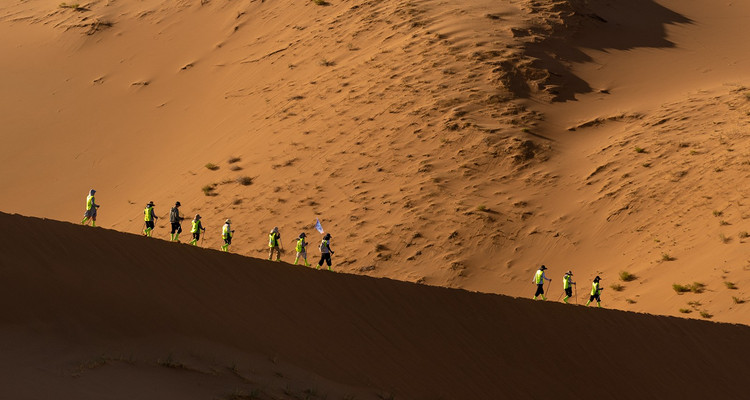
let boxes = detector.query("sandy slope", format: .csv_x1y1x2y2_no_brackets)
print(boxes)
1,0,750,324
2,212,750,399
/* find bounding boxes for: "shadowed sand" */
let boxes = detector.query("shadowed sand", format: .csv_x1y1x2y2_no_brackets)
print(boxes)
1,212,749,399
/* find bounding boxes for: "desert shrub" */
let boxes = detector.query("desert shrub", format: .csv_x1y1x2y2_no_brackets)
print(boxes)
661,253,674,262
678,308,691,314
713,210,723,217
610,283,624,292
619,271,636,282
202,184,217,196
476,205,487,212
237,176,253,186
312,0,329,4
228,156,241,164
230,165,242,171
634,146,645,153
739,231,749,238
205,163,219,171
733,296,745,304
690,282,706,293
672,284,691,294
700,310,712,319
625,298,636,304
725,281,738,290
720,233,730,243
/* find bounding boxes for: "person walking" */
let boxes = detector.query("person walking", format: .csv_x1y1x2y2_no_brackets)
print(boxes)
189,214,205,246
562,270,576,304
586,276,604,307
317,233,334,271
268,227,282,261
532,265,552,300
294,233,310,266
81,189,100,227
144,201,157,237
169,201,186,242
221,219,234,252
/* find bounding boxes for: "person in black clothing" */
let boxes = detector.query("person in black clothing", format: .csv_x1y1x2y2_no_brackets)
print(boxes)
317,233,334,271
170,201,186,242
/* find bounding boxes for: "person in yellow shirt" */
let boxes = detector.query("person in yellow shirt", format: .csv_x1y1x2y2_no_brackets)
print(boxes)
532,265,551,300
586,276,604,307
81,189,100,227
562,270,576,304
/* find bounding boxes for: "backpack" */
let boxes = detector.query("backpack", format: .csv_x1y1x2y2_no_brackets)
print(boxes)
170,207,179,223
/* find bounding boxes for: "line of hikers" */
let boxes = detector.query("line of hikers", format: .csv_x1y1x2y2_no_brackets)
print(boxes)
81,190,335,270
532,265,604,307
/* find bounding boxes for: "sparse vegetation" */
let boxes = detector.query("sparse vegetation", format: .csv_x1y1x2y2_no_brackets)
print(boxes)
725,281,738,290
610,283,624,292
673,284,691,294
642,162,651,168
690,282,706,293
230,165,242,171
625,298,636,304
739,231,749,238
713,210,723,217
237,176,253,186
205,163,219,171
673,283,705,294
59,2,85,10
661,253,674,262
679,308,692,314
700,310,712,319
733,296,745,304
720,233,731,244
619,271,636,282
720,220,729,226
228,156,241,164
688,300,702,307
312,0,329,5
634,146,646,153
202,184,217,196
232,198,243,205
157,354,185,369
320,58,335,66
476,204,487,212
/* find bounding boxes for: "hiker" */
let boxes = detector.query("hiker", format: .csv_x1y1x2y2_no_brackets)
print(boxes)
81,189,100,227
532,265,552,300
221,219,234,252
268,227,282,261
144,201,157,237
562,270,576,304
586,276,604,307
294,232,310,266
169,201,186,242
317,233,334,271
189,214,205,246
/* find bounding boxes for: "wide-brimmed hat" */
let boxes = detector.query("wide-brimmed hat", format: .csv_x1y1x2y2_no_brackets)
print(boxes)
195,214,201,219
225,219,231,224
147,201,154,206
299,232,306,238
540,265,547,270
594,275,601,282
566,270,572,275
90,189,96,194
324,233,331,239
175,201,181,206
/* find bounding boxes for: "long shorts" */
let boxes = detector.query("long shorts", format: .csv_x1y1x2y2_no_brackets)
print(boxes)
534,284,544,297
84,209,97,218
296,250,307,259
318,253,332,267
589,294,601,302
224,237,232,245
171,222,182,234
192,232,200,241
145,220,155,229
565,287,572,297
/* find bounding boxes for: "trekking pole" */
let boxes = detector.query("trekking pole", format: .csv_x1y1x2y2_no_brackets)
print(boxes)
556,291,564,302
575,285,578,305
545,280,551,300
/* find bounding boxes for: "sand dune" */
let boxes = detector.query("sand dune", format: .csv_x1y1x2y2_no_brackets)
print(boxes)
2,0,750,325
1,211,750,399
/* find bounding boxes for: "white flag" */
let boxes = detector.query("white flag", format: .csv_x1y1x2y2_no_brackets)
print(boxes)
315,218,324,234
